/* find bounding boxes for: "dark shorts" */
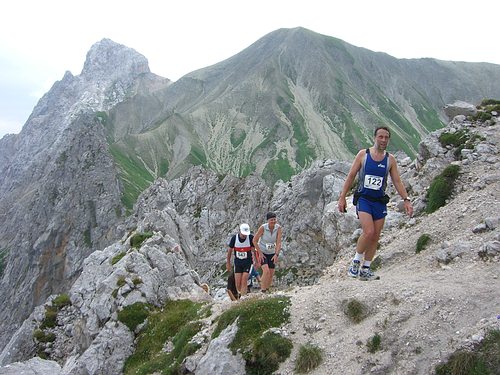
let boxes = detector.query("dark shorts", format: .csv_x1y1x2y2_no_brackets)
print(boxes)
234,257,252,273
261,253,276,269
356,197,387,221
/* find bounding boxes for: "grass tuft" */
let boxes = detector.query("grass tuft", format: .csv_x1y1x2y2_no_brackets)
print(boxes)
111,252,127,265
52,294,71,309
123,300,205,375
342,298,369,324
212,296,291,374
212,297,291,352
416,234,431,254
435,329,500,375
244,332,293,375
367,333,382,353
117,302,151,332
40,306,58,329
294,343,324,373
130,232,153,249
33,329,56,343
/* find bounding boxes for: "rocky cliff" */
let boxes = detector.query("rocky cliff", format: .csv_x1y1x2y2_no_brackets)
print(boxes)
0,104,498,374
0,39,169,350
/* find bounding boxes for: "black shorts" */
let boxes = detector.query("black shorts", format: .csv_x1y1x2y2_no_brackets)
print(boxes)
261,253,276,269
234,258,252,273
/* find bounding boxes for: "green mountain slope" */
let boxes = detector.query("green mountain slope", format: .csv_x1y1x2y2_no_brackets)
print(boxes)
103,27,500,208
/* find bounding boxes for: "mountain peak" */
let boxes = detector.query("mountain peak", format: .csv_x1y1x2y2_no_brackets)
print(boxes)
81,38,150,81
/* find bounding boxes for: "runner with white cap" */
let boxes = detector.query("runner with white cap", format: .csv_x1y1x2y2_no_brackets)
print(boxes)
226,223,256,298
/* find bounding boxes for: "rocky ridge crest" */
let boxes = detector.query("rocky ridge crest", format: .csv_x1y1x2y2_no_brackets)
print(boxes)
0,39,164,351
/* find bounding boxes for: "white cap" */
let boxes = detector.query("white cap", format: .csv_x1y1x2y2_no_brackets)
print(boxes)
239,223,251,235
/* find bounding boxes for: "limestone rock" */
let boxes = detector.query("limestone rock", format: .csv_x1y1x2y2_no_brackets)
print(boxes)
444,101,477,120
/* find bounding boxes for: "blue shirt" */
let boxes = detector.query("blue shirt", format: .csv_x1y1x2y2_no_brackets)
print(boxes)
356,150,389,199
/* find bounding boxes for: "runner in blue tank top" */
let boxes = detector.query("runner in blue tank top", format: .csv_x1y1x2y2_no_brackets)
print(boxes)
338,127,413,281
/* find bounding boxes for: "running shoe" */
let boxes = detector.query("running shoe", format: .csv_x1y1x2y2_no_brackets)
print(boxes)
359,267,380,281
348,260,361,278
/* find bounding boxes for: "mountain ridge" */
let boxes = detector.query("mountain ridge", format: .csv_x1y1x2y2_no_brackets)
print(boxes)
1,27,500,355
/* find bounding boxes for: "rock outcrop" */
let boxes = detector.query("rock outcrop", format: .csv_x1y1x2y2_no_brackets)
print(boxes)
0,39,166,351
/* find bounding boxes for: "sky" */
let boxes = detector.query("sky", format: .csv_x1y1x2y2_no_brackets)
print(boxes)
1,0,499,139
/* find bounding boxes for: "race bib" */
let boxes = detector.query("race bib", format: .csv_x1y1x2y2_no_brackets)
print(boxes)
265,243,276,251
236,251,248,259
364,174,383,190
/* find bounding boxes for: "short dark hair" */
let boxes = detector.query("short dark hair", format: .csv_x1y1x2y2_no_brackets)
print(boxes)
266,212,276,220
374,126,391,137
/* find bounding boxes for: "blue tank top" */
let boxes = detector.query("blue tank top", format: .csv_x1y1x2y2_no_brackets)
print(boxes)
356,149,390,199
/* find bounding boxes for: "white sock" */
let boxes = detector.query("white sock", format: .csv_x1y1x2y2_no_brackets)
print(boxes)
363,260,371,268
354,252,363,262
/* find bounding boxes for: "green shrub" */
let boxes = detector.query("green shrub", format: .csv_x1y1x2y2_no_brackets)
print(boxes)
472,111,492,122
33,329,45,341
33,329,56,343
426,164,460,213
416,234,431,254
212,297,291,352
111,252,127,265
480,98,500,106
342,298,369,324
435,350,488,375
130,232,153,249
52,294,71,309
118,302,151,332
124,300,205,375
294,343,324,373
439,130,469,148
367,333,382,353
484,104,500,112
439,129,485,159
211,297,291,373
40,306,58,329
116,276,126,287
435,329,500,375
37,348,48,359
132,277,143,285
244,332,293,375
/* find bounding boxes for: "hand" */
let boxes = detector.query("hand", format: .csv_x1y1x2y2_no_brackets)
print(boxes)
338,198,347,213
226,263,231,273
272,254,279,264
404,200,413,217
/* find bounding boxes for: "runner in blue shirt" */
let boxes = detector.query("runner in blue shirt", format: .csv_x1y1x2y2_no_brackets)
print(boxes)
338,127,413,280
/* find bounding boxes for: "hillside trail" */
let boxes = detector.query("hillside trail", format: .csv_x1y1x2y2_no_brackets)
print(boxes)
273,136,500,374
